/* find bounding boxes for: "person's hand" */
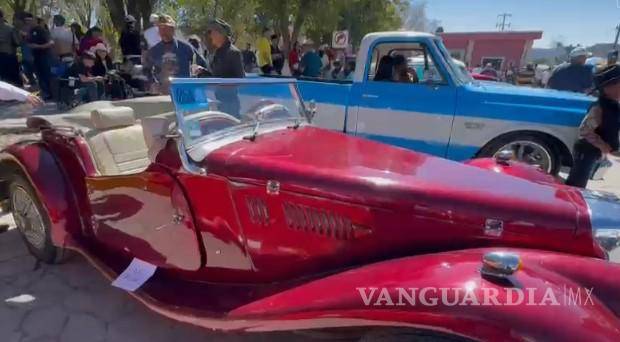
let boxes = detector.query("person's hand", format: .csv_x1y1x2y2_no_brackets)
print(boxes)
601,144,613,155
25,94,44,107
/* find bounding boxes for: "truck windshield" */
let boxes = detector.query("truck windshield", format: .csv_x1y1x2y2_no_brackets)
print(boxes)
170,78,306,148
435,40,474,84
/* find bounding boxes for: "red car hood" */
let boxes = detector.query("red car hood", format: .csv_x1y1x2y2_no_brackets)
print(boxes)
205,126,583,231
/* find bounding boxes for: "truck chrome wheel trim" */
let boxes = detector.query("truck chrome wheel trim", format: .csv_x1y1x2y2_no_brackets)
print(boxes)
11,186,47,250
494,140,552,173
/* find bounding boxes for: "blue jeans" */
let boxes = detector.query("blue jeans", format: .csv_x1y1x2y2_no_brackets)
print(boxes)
77,82,104,103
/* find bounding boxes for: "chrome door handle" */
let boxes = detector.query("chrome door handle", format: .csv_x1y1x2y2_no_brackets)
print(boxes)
361,94,379,99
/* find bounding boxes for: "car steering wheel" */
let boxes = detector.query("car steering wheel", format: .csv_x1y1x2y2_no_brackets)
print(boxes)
244,100,293,122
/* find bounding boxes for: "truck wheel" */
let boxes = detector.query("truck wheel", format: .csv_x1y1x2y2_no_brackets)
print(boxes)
8,175,65,264
478,134,560,175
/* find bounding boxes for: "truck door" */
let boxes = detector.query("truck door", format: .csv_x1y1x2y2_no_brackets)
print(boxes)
353,40,457,158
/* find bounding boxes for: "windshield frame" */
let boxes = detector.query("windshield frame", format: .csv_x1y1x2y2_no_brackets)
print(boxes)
434,38,474,85
170,77,307,149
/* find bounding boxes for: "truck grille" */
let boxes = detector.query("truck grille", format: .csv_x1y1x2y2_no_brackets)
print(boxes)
282,202,355,240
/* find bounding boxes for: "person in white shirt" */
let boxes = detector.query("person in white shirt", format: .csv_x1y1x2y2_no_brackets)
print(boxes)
0,80,43,106
143,14,161,49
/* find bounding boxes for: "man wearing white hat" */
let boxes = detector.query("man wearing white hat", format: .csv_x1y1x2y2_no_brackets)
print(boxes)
547,47,594,93
143,13,161,49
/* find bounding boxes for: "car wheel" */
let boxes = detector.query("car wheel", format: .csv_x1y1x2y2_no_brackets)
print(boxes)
479,134,560,175
8,175,65,264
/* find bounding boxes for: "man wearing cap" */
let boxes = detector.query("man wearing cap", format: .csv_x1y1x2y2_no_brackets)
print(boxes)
203,19,244,117
206,19,244,78
547,47,594,93
119,15,142,64
566,64,620,187
144,15,207,94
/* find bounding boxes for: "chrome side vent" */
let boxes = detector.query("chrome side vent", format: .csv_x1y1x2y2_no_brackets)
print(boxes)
246,197,269,226
282,202,367,240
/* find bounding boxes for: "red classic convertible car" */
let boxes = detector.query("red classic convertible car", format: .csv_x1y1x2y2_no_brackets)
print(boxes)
1,78,619,340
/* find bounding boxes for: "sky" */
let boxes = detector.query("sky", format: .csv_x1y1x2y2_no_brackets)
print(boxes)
424,0,620,48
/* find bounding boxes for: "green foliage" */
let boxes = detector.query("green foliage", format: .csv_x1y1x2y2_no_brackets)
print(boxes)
304,0,407,47
165,0,404,50
0,0,405,53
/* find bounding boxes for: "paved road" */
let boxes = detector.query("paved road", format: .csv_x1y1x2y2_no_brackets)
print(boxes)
0,218,303,342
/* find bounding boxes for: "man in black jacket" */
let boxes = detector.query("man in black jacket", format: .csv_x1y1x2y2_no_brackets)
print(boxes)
204,19,244,117
207,19,244,78
119,15,142,64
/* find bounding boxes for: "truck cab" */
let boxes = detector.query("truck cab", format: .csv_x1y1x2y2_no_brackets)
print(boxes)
297,31,593,174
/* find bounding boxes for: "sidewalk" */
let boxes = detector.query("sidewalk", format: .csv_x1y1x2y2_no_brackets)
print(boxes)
0,215,299,341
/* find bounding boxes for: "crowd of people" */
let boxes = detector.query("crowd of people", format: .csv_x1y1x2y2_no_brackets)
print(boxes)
0,6,360,110
247,29,355,80
0,8,133,105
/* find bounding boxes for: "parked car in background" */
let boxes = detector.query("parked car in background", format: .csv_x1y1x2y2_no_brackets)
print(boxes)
1,78,619,340
295,31,594,174
451,58,499,81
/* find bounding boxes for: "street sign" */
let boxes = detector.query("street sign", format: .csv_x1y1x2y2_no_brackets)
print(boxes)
332,30,349,49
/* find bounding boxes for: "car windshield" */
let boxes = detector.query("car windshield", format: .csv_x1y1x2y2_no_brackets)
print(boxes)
170,78,306,147
435,39,474,84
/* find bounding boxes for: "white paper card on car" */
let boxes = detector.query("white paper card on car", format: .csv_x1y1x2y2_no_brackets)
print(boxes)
111,258,157,292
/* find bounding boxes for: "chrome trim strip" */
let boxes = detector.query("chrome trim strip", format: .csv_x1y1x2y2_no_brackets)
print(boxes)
170,77,297,85
581,189,620,263
175,129,206,175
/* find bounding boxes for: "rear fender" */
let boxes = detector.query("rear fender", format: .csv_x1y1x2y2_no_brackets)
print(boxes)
0,142,81,247
230,249,620,341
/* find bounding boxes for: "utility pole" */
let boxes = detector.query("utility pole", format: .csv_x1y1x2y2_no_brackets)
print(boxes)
614,24,620,49
496,13,512,31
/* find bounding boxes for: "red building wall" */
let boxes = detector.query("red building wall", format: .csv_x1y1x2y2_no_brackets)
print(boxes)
439,31,542,70
469,39,528,69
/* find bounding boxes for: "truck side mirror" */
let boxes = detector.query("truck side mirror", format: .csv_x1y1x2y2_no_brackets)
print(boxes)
306,100,317,123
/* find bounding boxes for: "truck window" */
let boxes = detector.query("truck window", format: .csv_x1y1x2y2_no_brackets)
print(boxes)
367,42,446,84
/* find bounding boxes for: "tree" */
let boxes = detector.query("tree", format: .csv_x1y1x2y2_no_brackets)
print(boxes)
254,0,323,52
306,0,405,48
105,0,155,32
402,0,440,33
1,0,38,15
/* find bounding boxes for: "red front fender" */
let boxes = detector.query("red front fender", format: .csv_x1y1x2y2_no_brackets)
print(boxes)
229,249,620,341
0,141,81,246
465,158,561,184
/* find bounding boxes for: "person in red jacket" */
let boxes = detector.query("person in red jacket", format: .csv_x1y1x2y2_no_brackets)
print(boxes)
78,26,104,56
288,41,300,77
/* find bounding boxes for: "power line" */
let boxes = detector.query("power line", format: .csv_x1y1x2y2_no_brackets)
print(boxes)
496,13,512,31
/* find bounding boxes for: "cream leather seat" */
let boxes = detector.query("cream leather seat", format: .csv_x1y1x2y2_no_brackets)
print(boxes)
141,113,175,163
87,107,150,176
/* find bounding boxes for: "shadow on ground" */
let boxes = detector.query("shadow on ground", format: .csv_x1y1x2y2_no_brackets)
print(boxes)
0,224,314,342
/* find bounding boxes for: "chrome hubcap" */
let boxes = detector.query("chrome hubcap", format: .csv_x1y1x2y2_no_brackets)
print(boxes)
494,140,553,173
11,186,46,249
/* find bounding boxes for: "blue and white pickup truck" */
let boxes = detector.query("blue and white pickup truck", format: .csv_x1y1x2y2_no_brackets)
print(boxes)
296,31,593,173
